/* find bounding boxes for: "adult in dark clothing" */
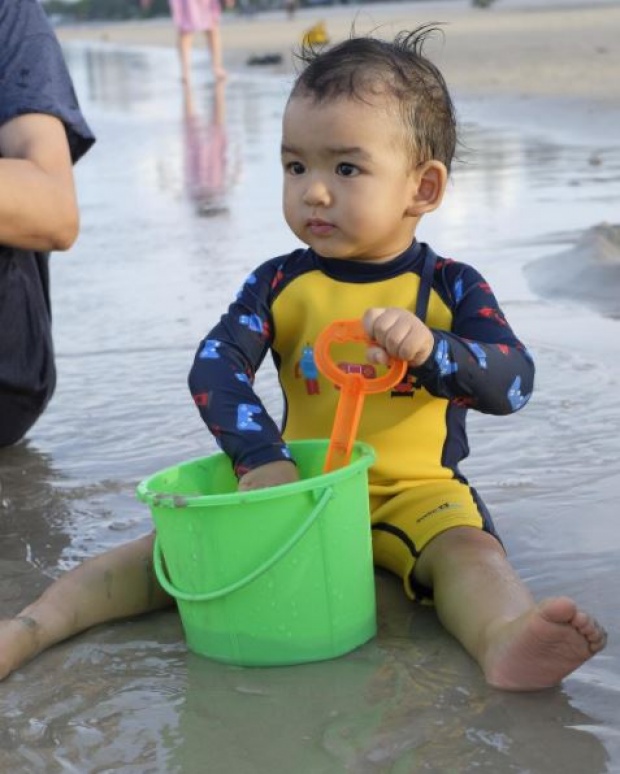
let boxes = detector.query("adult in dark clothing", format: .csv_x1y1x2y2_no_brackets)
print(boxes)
0,0,95,446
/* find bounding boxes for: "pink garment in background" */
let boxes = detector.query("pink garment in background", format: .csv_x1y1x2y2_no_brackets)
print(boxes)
184,114,227,206
169,0,221,32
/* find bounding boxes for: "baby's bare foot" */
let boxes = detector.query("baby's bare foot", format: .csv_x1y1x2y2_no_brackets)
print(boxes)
0,616,42,681
483,597,607,691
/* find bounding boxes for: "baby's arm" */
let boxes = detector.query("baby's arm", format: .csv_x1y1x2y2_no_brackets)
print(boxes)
188,258,296,483
362,262,535,416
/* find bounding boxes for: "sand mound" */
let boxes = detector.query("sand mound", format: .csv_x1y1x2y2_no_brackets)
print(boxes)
524,223,620,319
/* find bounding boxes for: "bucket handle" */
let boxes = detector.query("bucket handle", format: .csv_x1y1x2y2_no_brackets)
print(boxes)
153,486,334,602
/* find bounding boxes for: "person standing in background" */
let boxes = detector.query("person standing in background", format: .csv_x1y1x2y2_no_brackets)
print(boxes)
0,0,95,448
144,0,234,83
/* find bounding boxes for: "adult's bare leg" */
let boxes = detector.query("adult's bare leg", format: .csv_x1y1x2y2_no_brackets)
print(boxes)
205,28,226,80
178,31,194,84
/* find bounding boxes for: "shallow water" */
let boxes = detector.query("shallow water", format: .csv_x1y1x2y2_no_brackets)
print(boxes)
1,41,619,773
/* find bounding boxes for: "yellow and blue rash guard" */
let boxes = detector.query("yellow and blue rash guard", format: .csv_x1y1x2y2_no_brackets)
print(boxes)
189,241,534,490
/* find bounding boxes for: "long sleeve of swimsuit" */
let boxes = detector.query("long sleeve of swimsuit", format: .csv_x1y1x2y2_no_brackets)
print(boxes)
188,258,292,477
411,257,534,415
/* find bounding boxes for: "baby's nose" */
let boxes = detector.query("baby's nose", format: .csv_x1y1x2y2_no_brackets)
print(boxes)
303,178,331,206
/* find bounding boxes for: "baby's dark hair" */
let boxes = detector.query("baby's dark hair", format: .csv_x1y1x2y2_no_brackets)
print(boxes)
290,25,457,173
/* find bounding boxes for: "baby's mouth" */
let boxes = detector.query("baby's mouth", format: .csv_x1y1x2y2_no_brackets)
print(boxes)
307,218,335,236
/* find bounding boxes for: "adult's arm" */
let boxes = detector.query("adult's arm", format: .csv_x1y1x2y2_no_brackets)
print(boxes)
0,112,78,251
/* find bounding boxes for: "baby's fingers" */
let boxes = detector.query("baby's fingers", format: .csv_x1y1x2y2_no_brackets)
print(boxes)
363,307,434,366
364,308,413,356
362,308,386,339
366,345,389,365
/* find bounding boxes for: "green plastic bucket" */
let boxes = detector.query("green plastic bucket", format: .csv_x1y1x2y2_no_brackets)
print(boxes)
136,439,377,666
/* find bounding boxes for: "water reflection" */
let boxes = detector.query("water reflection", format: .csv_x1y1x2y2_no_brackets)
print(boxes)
182,80,238,216
0,442,70,585
0,577,610,772
0,609,186,770
83,47,153,111
167,576,609,773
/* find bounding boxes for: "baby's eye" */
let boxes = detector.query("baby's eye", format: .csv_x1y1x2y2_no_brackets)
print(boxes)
284,161,306,175
336,163,360,177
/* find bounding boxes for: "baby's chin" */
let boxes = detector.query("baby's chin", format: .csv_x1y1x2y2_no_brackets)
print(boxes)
290,227,388,262
303,240,377,261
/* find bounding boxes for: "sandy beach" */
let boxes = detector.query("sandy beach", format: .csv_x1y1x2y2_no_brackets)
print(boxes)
57,0,620,105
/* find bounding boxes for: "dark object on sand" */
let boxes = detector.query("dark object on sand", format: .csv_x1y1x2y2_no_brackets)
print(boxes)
472,0,496,7
247,53,283,66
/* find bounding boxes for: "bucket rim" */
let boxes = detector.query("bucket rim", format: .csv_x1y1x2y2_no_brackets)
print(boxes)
136,439,375,509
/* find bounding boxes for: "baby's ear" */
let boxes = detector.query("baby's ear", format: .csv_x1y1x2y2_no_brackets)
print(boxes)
406,160,448,217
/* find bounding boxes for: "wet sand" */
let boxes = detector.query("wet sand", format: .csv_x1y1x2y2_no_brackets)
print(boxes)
0,2,619,771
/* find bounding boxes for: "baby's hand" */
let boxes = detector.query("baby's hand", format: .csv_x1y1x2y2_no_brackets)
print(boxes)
238,460,299,492
363,307,434,367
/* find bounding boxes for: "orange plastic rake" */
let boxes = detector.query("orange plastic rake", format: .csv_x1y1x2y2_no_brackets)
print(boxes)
314,320,408,473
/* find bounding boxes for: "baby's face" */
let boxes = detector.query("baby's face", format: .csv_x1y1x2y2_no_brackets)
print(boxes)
281,93,421,263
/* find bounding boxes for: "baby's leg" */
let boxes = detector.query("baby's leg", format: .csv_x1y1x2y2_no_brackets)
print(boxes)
0,533,173,681
414,527,607,691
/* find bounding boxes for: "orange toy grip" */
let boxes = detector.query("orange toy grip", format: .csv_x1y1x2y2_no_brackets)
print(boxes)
314,319,408,472
314,319,407,393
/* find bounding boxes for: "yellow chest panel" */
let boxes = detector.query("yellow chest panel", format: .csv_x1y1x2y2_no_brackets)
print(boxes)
271,269,454,489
